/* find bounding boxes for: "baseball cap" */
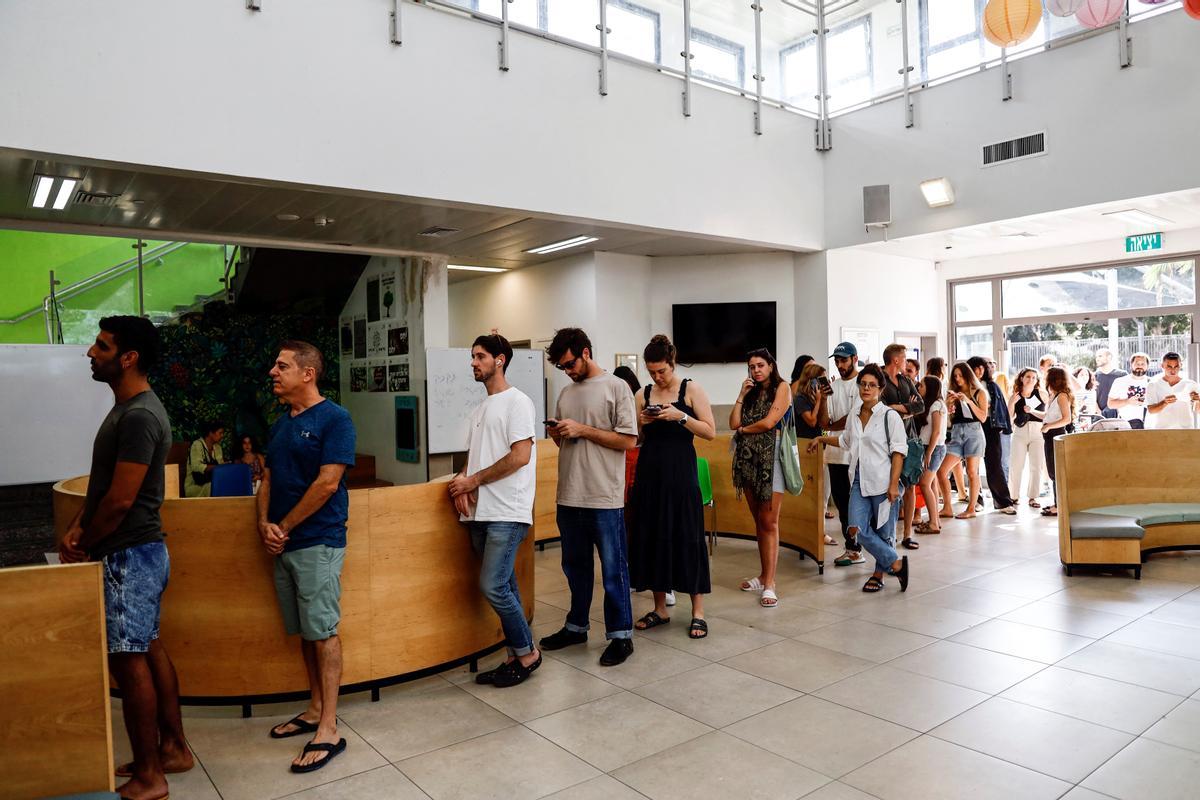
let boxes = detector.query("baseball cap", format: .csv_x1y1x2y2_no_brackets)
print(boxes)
830,341,858,359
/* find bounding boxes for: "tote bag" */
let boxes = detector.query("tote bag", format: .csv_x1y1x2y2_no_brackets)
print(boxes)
778,409,805,496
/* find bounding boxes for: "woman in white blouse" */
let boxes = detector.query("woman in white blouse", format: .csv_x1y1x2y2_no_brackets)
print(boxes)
808,364,911,594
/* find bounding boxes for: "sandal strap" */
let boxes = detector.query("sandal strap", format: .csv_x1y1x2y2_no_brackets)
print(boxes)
301,741,340,754
689,618,708,630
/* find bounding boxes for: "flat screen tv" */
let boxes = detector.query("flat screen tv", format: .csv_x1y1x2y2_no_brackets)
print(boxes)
672,301,777,364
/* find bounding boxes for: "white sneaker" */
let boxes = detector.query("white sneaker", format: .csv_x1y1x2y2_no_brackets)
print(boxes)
665,591,676,606
834,550,866,567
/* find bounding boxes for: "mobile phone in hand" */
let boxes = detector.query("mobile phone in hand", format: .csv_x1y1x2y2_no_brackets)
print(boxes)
543,419,558,427
644,404,664,416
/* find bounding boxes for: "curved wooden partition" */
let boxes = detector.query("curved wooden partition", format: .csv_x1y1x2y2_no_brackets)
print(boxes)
53,478,533,701
533,435,826,570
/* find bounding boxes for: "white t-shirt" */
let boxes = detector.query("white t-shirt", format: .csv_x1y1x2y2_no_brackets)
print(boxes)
824,374,861,466
1145,377,1199,430
919,398,947,446
461,387,538,524
1108,374,1150,422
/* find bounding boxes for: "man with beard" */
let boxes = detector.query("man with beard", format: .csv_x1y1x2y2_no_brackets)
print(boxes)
259,341,356,774
1093,348,1127,418
820,342,865,567
60,316,192,800
1107,352,1152,429
448,334,540,687
539,327,639,666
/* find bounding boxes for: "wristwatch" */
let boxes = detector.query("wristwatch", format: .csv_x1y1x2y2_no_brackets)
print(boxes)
678,413,689,426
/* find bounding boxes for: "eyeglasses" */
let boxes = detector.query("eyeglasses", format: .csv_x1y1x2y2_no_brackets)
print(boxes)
859,381,880,390
555,356,580,371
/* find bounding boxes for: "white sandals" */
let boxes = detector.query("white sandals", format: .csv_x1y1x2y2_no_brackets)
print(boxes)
740,577,765,592
760,588,779,608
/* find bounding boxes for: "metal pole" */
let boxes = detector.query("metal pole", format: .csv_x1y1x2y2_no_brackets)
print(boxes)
1000,47,1012,101
682,0,694,117
814,0,832,150
752,2,764,135
898,0,914,128
134,239,146,318
390,0,402,46
46,271,56,343
499,0,511,71
597,0,609,96
1118,0,1132,68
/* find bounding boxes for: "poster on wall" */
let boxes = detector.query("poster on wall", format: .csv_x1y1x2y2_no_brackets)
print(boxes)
369,361,387,392
340,317,353,356
380,272,397,320
366,277,381,323
388,361,410,392
388,326,409,357
350,365,368,392
367,322,387,357
353,316,367,359
840,326,879,364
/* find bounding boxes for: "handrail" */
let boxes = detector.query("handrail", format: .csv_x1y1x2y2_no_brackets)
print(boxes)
0,241,190,326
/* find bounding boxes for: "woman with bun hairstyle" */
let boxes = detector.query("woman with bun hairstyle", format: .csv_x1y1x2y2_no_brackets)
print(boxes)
731,348,793,608
628,335,716,639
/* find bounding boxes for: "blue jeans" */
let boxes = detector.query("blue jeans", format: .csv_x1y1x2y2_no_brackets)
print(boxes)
556,506,633,640
102,540,170,654
1000,432,1012,483
848,470,900,574
468,522,534,657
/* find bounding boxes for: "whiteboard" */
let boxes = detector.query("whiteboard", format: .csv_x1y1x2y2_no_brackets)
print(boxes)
426,348,546,454
0,345,114,486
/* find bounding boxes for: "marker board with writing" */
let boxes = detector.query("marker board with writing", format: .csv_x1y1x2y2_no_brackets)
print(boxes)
425,347,546,454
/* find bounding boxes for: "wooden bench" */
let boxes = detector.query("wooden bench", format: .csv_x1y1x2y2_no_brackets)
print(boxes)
1055,429,1200,579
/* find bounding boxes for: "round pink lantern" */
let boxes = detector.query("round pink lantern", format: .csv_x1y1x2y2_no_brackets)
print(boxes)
1045,0,1083,16
1076,0,1124,28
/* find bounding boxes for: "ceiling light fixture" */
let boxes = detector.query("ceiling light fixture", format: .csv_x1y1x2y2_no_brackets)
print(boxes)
31,176,54,208
525,235,600,255
30,174,79,210
1101,208,1173,228
52,179,77,210
919,178,955,208
276,213,301,222
448,265,509,273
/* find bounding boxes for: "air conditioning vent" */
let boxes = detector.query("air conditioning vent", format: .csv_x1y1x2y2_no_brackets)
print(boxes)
73,190,120,207
981,131,1046,168
418,225,461,237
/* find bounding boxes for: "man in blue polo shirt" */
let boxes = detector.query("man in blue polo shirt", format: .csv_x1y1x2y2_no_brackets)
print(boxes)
257,340,355,775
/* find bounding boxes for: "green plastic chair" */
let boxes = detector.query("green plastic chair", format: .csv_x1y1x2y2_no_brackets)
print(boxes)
697,457,717,554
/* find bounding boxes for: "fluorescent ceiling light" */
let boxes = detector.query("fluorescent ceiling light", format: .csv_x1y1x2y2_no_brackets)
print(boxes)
52,179,77,210
919,178,955,208
1101,208,1172,228
448,265,508,273
31,176,55,208
524,235,599,255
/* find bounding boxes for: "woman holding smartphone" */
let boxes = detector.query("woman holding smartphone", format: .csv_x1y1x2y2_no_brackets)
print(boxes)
792,362,831,439
1034,366,1076,518
936,362,989,520
628,335,716,639
731,348,793,608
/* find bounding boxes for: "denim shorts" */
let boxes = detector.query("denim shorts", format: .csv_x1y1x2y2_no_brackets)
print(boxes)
925,443,947,474
947,423,985,459
274,544,345,641
102,540,170,654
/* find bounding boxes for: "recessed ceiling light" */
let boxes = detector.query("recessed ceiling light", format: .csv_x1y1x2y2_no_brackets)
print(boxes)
1101,208,1172,228
30,174,78,210
52,179,77,210
314,216,335,226
448,265,509,273
525,235,600,255
276,213,301,221
919,178,955,208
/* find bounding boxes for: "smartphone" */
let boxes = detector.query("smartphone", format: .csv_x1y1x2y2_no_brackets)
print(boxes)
542,419,558,426
814,376,832,393
644,404,664,416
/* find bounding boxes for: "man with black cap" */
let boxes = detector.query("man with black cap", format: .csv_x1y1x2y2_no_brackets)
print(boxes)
819,342,865,567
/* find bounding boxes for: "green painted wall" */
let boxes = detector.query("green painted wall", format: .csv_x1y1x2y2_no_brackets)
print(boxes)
0,231,226,343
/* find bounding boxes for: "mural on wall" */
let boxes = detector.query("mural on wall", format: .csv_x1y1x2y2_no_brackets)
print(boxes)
151,303,340,447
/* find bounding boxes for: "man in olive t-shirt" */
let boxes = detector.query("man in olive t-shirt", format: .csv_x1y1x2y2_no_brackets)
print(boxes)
538,328,639,667
59,316,192,800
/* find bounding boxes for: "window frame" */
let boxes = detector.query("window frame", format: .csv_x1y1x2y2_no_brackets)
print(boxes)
779,14,874,110
607,0,662,65
690,27,746,89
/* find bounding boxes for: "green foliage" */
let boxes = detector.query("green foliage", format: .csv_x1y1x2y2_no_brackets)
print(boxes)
150,303,339,447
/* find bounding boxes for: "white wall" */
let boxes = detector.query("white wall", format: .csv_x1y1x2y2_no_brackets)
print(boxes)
823,11,1200,249
0,0,823,251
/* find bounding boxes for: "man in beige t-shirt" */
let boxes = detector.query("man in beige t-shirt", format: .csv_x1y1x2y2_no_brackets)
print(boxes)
539,328,638,667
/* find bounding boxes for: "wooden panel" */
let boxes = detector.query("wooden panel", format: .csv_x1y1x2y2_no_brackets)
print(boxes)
1141,523,1200,551
534,438,561,542
0,563,113,798
1070,539,1141,565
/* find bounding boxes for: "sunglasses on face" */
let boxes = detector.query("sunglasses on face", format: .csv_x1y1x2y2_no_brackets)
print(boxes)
555,356,580,371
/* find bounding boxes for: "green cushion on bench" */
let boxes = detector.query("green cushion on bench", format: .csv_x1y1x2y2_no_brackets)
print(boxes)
1083,503,1188,526
1069,512,1145,540
1169,503,1200,523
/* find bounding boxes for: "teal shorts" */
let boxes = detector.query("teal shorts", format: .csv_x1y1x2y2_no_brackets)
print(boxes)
273,544,345,641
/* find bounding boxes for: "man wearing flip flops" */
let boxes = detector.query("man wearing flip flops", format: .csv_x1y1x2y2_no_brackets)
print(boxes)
259,341,357,774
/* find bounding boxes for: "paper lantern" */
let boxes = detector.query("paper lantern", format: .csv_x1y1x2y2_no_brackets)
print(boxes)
1185,0,1200,19
1045,0,1083,16
983,0,1042,47
1076,0,1124,28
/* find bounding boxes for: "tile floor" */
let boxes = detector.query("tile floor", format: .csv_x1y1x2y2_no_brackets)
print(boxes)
112,510,1200,800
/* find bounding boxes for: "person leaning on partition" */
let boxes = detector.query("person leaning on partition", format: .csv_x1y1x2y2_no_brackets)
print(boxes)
539,327,639,667
448,334,542,687
184,419,225,497
59,315,193,800
258,340,356,774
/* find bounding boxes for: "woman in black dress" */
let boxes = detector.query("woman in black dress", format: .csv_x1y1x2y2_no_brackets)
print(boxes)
629,335,717,639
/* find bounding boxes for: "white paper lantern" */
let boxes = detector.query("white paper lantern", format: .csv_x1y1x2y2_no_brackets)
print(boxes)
1045,0,1084,16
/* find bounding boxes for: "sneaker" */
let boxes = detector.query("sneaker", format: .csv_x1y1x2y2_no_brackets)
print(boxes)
538,627,588,651
834,550,866,567
492,653,542,688
599,638,634,666
665,591,676,607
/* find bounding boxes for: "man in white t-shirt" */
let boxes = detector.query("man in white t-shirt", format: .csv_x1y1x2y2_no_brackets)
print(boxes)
1108,352,1152,429
821,342,865,567
1145,352,1200,430
449,334,540,688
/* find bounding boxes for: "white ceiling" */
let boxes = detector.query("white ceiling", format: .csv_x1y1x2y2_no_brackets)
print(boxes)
856,187,1200,262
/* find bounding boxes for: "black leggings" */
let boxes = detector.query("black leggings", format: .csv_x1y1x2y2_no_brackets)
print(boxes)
1042,424,1075,505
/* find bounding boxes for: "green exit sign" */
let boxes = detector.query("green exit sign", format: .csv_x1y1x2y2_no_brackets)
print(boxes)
1126,233,1163,253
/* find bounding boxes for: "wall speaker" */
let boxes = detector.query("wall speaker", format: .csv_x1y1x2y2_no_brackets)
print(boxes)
863,185,891,228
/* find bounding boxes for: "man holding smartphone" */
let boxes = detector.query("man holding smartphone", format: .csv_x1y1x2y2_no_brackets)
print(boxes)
539,327,639,666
